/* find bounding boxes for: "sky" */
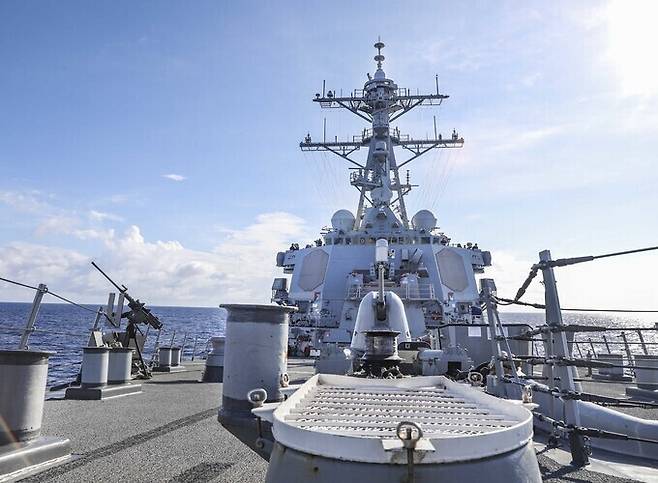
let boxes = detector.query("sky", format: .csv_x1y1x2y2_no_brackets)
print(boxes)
1,1,657,309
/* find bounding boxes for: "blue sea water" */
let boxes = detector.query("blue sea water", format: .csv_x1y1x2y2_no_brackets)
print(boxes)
0,302,655,388
0,302,226,387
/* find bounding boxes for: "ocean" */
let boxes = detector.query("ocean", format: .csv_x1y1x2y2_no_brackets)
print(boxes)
0,302,655,388
0,302,226,387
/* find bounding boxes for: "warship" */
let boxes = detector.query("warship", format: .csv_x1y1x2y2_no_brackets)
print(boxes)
216,41,658,483
1,41,658,483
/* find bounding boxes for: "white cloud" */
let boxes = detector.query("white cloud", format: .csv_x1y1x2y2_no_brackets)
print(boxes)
89,210,123,222
162,174,186,182
34,215,79,237
0,190,51,214
0,212,311,307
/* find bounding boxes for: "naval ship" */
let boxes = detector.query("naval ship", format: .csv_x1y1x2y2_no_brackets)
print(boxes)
215,41,658,483
2,40,657,483
273,41,490,357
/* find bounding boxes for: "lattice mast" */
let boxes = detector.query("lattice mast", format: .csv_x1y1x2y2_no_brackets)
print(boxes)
300,41,464,230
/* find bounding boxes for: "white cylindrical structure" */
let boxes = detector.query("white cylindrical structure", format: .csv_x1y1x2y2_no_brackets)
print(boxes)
202,336,225,383
170,346,181,367
350,292,411,355
108,348,133,384
634,355,658,389
158,347,173,368
220,305,294,410
0,350,52,445
597,353,624,377
375,238,388,263
218,304,295,458
81,347,110,388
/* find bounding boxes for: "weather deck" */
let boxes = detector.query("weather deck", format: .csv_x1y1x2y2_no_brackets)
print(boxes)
12,361,657,482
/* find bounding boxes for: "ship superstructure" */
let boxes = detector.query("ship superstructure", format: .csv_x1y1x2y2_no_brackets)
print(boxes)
272,42,491,348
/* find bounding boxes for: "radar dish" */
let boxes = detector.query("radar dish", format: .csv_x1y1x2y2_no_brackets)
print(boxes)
331,209,355,232
411,210,437,232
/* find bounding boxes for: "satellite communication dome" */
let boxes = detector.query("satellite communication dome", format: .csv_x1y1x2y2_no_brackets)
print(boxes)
412,210,437,232
331,210,355,232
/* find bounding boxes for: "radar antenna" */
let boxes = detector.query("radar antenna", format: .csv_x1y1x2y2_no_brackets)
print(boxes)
300,41,463,229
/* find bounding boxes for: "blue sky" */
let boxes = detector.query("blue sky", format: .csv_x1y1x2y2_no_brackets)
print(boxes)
1,1,657,308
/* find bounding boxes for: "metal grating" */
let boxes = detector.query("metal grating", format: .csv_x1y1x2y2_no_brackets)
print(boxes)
285,385,516,438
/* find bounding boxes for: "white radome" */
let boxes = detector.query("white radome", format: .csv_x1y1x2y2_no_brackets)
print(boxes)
411,209,437,231
331,209,356,232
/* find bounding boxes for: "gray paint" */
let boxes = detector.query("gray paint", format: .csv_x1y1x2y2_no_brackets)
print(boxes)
108,348,133,385
0,350,51,445
264,441,541,483
80,347,110,389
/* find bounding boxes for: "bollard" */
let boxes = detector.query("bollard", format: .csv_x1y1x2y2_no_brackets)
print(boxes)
202,336,225,382
159,347,173,368
108,348,133,385
626,354,658,400
0,350,72,478
218,304,295,460
80,347,110,388
171,346,181,367
633,355,658,390
592,353,631,381
0,350,52,444
67,347,142,400
153,346,184,373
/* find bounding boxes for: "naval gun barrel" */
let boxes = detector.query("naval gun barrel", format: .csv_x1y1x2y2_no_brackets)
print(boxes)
375,239,389,322
91,261,163,330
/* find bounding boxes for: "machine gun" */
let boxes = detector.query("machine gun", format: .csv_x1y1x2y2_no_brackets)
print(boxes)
91,261,162,378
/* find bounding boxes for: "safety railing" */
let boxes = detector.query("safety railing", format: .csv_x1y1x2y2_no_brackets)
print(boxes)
481,244,658,466
0,274,218,388
346,283,436,301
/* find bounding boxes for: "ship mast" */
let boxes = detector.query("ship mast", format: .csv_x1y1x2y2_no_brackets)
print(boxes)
300,40,464,230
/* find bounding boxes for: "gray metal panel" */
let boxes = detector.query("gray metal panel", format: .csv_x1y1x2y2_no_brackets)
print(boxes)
436,248,468,292
299,249,329,291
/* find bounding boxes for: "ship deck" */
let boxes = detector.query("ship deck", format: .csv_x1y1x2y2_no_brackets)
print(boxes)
14,360,657,483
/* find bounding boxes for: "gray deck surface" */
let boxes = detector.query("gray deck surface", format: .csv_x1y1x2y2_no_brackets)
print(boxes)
18,360,656,482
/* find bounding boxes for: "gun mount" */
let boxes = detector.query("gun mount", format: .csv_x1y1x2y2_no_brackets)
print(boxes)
91,261,162,378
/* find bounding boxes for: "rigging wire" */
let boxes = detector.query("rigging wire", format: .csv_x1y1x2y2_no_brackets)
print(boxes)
495,297,658,313
1,274,113,321
0,276,38,291
509,244,658,304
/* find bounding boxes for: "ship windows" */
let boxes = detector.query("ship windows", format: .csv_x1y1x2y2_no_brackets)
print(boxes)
335,238,343,244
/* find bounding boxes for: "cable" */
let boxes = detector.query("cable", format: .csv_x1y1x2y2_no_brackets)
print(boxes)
533,412,658,445
0,276,39,291
1,274,114,323
47,290,100,315
592,245,658,261
507,245,658,305
495,296,658,313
